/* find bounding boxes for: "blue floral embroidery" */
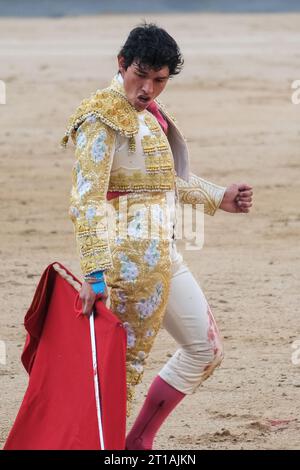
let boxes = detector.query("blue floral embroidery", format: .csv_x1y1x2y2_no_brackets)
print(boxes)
116,237,123,245
116,292,126,315
136,282,163,320
76,163,92,199
76,128,87,149
91,130,107,163
145,329,155,338
144,240,160,267
117,303,126,314
85,114,97,124
128,209,147,239
116,290,127,314
86,206,96,223
131,351,147,373
69,206,80,219
119,253,139,281
117,290,127,302
123,322,136,349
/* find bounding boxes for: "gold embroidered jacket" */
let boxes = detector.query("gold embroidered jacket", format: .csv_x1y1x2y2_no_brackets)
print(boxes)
62,75,226,276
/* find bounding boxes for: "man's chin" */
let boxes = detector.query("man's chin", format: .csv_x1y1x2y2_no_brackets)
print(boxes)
134,103,147,112
133,98,151,111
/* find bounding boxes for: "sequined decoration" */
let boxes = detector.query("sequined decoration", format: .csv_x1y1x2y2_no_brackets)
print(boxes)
104,192,173,416
176,173,226,216
69,118,116,276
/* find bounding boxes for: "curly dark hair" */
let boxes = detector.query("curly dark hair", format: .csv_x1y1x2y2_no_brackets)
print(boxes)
118,22,184,76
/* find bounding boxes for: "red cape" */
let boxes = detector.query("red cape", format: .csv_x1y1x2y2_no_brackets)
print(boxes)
4,262,127,450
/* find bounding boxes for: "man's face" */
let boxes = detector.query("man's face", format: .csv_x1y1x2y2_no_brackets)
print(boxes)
118,57,170,111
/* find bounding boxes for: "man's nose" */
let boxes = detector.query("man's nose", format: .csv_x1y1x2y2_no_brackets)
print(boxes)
142,80,154,96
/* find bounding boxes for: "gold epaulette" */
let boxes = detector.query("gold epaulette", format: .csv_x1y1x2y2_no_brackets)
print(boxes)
61,88,139,147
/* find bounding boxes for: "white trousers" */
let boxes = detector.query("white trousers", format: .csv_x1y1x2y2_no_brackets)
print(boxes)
159,241,224,394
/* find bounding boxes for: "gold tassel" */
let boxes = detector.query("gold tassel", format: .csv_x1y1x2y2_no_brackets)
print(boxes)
60,134,69,147
128,136,136,153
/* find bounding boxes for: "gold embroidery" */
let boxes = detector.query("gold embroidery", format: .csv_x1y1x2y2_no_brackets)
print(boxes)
141,134,175,175
145,155,174,172
69,118,116,275
176,173,226,216
108,170,175,192
62,75,177,193
61,88,139,146
141,135,157,155
144,113,161,134
61,76,180,147
128,135,136,153
104,192,173,416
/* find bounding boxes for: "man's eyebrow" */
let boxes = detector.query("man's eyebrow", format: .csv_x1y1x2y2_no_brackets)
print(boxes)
134,64,169,79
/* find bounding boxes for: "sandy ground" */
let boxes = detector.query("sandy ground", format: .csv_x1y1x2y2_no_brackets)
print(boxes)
0,13,299,450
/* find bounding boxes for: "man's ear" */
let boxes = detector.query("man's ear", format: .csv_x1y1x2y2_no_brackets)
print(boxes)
117,55,126,74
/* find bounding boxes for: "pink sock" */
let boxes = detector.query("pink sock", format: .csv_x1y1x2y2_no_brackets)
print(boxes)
125,375,185,450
